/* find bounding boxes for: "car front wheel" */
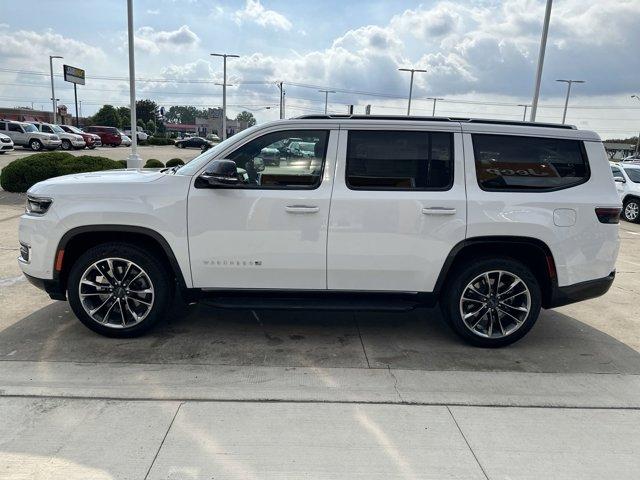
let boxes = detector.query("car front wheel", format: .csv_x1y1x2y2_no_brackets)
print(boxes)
61,139,72,150
29,139,42,151
442,257,541,347
623,198,640,223
67,242,173,337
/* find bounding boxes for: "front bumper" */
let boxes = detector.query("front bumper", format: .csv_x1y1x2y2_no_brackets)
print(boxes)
72,140,86,147
546,271,615,308
23,273,66,301
0,144,13,151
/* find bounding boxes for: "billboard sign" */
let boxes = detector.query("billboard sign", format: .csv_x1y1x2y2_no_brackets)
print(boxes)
63,65,85,85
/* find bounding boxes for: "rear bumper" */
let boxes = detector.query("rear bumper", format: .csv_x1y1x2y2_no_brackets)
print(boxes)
23,273,66,301
546,271,615,308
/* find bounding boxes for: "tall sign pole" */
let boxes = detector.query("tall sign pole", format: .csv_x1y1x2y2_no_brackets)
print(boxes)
63,65,84,127
127,0,142,168
49,55,63,123
211,53,239,140
530,0,553,122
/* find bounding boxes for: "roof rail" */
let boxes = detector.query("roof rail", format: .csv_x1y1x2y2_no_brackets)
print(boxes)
295,114,576,130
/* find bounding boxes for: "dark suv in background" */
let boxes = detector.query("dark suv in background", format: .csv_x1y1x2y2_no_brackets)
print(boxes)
84,126,122,147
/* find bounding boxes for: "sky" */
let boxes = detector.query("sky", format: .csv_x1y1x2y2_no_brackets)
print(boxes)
0,0,639,139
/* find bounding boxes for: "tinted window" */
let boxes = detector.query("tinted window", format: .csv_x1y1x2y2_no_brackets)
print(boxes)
611,166,624,179
623,168,640,183
0,122,5,130
42,125,53,133
223,130,329,189
345,131,453,190
473,134,589,191
8,123,22,132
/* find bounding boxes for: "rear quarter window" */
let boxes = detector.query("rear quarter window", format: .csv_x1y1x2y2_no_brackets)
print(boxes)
472,134,589,191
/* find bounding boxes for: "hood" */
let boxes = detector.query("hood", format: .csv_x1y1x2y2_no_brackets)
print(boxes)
28,169,166,196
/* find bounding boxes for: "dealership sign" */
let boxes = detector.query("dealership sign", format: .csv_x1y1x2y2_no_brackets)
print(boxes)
63,65,85,85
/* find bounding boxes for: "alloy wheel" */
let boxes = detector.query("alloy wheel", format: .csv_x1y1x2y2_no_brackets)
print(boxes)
625,202,639,221
78,257,155,328
459,270,531,339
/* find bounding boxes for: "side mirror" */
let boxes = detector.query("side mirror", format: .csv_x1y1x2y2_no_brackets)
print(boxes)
614,177,626,183
196,159,239,188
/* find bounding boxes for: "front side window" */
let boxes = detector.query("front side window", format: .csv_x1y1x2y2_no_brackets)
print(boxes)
42,125,53,133
473,134,589,191
22,124,37,133
9,123,23,133
611,166,624,179
345,130,453,190
623,168,640,183
220,130,329,189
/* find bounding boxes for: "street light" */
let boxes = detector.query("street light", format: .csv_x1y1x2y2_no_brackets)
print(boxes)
318,89,335,114
556,79,585,124
399,67,427,115
49,55,63,123
211,53,240,140
426,97,443,116
632,95,640,156
518,104,531,121
530,0,553,121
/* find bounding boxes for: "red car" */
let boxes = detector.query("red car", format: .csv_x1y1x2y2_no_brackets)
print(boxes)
84,126,122,147
59,125,102,149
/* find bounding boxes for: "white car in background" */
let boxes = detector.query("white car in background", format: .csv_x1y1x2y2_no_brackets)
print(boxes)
0,132,14,154
611,162,640,222
31,122,85,150
123,126,148,142
119,133,132,147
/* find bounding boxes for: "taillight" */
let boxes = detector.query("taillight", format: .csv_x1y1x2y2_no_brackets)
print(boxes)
595,207,621,224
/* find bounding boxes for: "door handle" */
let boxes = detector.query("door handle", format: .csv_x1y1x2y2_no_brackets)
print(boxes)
285,205,320,214
422,207,457,215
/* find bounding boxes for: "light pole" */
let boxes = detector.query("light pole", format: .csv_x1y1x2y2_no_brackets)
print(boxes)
49,55,63,123
556,79,585,124
126,0,142,168
319,89,335,114
518,104,530,121
530,0,553,122
211,53,239,140
399,67,427,115
427,97,443,116
632,95,640,156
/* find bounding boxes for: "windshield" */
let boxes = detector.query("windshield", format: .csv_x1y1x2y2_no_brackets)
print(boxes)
175,126,259,176
23,124,38,133
66,125,82,134
623,168,640,183
51,125,64,133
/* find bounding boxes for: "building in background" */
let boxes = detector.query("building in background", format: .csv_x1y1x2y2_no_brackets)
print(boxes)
0,105,73,125
605,142,637,160
195,108,248,138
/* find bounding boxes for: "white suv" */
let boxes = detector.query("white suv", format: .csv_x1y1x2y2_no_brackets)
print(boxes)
18,116,621,347
30,122,86,150
0,120,62,151
611,162,640,222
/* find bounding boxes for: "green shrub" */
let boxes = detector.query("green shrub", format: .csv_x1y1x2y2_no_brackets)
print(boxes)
144,159,164,168
147,137,174,146
0,152,124,192
166,158,185,168
116,160,128,168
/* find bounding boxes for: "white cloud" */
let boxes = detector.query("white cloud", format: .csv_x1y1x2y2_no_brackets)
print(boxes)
146,9,159,15
135,25,200,54
235,0,292,31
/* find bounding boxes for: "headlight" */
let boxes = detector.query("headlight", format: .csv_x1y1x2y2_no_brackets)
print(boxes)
26,195,53,216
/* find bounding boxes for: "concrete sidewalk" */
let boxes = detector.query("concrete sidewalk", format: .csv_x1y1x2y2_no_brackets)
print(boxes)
1,396,638,480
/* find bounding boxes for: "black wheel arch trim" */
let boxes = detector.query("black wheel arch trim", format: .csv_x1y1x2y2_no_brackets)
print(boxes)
55,225,189,290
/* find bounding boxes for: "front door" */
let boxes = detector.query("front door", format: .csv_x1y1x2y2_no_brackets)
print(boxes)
327,127,466,292
188,128,337,290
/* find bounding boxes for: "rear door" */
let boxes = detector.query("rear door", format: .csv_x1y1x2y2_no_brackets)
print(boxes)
327,125,466,292
7,123,25,145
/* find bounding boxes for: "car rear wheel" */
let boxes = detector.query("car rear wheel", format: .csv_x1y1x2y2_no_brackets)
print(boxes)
177,143,185,148
61,139,72,150
623,198,640,223
29,139,42,151
67,242,174,337
442,257,541,347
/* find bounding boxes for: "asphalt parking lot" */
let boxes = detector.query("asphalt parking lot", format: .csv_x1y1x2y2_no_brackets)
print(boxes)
1,189,639,479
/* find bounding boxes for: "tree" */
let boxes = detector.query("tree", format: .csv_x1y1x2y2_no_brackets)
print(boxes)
236,111,256,127
116,106,131,128
91,105,120,127
137,119,146,129
135,99,158,124
146,119,157,134
164,105,208,124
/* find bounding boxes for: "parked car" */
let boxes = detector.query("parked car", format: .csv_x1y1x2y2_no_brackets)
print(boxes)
175,136,211,149
611,162,640,222
123,126,149,143
205,133,220,142
0,119,61,151
19,116,620,347
119,132,132,147
0,132,14,154
84,126,122,147
59,125,102,149
622,154,640,162
30,122,85,151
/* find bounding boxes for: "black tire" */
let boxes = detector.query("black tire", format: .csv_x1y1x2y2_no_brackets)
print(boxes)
177,142,185,149
623,198,640,223
61,139,72,150
441,257,541,348
67,242,174,337
29,139,42,151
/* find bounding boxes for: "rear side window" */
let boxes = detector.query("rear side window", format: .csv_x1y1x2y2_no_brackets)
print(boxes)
473,134,589,191
8,123,22,132
346,130,453,190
